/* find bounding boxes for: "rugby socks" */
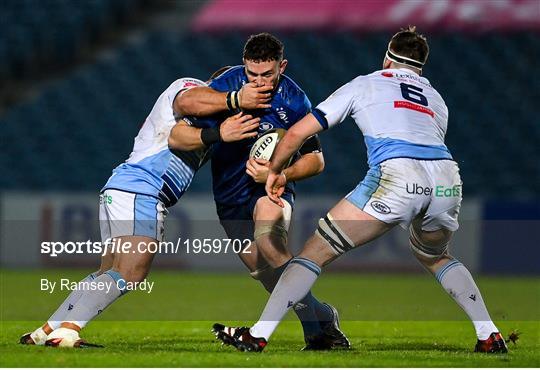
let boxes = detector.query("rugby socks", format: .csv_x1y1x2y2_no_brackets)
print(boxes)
435,259,499,340
62,269,127,329
263,261,323,337
47,272,98,330
250,257,321,340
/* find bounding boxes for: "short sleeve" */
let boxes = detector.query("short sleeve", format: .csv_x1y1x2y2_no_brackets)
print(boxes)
313,78,362,129
166,77,206,106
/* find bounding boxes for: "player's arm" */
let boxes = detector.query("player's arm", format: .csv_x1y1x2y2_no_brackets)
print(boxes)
168,113,260,151
266,79,360,205
271,114,324,174
264,114,326,206
282,134,324,181
173,83,273,117
246,138,323,184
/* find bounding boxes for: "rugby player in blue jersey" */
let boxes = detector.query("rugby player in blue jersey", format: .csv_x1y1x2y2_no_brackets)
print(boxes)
169,33,349,350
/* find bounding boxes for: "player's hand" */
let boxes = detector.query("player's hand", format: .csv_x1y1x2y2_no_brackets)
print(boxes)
238,82,273,110
220,112,260,142
246,158,270,183
265,170,287,208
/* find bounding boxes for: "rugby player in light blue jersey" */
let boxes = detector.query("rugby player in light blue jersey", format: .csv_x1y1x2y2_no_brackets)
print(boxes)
20,70,263,348
169,33,349,350
215,27,508,354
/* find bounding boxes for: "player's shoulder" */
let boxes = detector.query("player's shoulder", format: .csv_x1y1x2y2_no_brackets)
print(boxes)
209,65,245,90
277,74,310,110
279,74,307,97
169,77,207,90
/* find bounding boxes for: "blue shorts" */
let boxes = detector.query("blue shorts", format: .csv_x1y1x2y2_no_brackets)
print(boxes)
216,187,294,240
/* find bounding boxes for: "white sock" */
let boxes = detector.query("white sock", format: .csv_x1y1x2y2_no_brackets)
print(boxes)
62,270,127,329
47,272,98,330
435,259,499,340
250,257,321,340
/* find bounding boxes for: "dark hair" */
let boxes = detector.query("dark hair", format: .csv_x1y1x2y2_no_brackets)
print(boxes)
209,66,232,80
243,33,284,62
389,26,429,65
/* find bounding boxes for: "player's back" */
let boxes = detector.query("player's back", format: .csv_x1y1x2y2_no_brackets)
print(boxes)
318,68,452,168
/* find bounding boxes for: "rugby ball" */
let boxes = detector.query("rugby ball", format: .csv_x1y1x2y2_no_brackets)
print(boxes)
249,128,287,161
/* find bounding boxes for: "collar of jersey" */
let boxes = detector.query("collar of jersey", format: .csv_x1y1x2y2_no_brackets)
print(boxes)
394,67,420,76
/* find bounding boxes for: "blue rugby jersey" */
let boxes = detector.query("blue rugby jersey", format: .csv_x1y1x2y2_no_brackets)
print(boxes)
186,66,312,205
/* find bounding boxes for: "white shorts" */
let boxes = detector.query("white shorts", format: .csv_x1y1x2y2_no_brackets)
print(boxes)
346,158,462,231
99,189,168,242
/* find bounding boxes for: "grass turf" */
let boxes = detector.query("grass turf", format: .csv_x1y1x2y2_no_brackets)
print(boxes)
1,270,539,367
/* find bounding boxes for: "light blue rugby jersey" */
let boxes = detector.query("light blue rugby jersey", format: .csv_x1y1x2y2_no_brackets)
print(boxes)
102,78,209,207
313,68,452,167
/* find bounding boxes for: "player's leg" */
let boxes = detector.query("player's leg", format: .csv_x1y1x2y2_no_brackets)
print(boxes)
20,197,117,345
214,198,392,351
45,190,165,347
19,265,106,345
214,163,402,350
252,195,345,349
45,235,156,347
409,158,506,352
45,253,114,331
248,199,392,341
409,224,507,353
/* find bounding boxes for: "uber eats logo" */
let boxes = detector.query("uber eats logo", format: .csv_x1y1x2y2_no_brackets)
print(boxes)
406,183,461,197
99,194,113,204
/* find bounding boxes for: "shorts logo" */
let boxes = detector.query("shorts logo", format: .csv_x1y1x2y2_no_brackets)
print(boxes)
406,183,461,197
370,201,391,214
406,183,432,196
99,194,113,205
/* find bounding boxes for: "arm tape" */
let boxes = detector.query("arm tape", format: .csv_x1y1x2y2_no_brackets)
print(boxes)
201,127,221,146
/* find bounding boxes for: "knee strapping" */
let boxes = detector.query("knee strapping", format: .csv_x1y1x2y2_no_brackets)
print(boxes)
409,226,449,258
315,213,354,255
254,224,288,245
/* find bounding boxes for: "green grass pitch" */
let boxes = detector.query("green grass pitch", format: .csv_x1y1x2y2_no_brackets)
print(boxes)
1,269,539,367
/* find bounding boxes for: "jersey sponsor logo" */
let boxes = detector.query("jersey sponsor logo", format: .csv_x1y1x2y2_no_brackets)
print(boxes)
276,107,289,124
392,72,431,87
259,122,274,132
370,200,391,214
394,100,434,117
183,82,199,87
381,72,393,78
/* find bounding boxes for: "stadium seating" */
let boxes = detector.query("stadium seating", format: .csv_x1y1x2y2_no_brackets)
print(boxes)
2,32,539,197
0,0,145,81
